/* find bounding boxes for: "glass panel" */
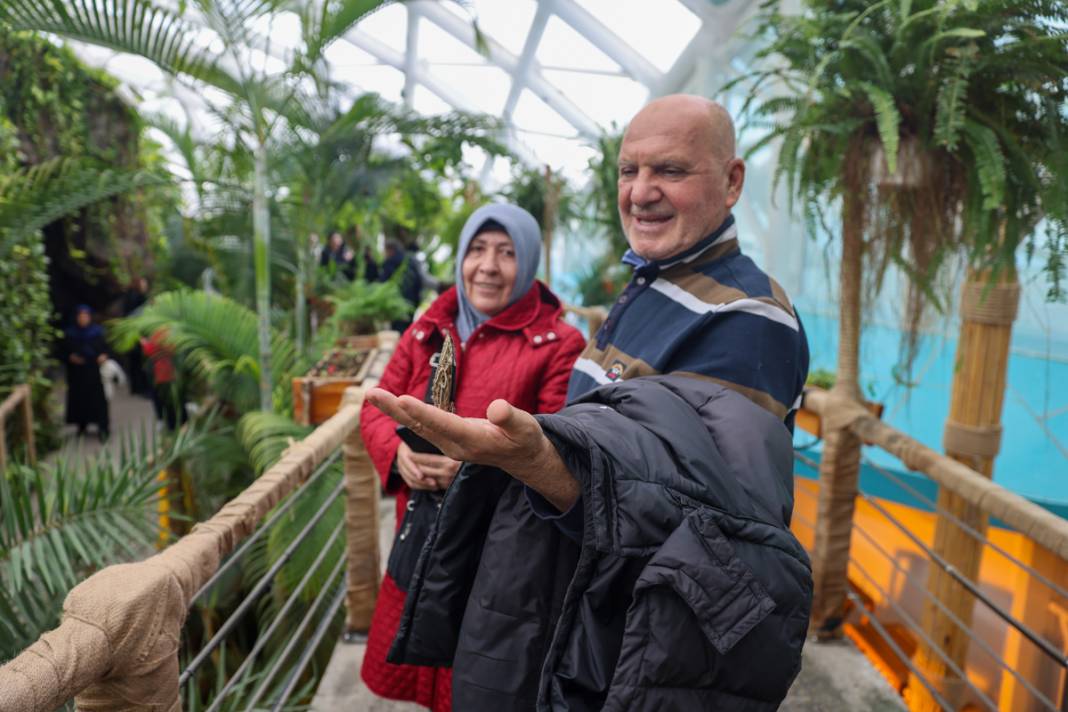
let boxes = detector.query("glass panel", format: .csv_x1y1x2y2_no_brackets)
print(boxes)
572,0,701,73
536,16,620,73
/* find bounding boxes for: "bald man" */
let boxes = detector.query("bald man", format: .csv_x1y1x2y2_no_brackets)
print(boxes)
373,96,811,710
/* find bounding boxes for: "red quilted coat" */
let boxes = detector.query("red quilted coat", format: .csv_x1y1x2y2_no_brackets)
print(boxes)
359,281,585,711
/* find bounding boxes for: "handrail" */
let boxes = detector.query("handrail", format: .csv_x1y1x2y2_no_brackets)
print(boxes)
802,387,1068,560
0,393,362,711
0,383,36,471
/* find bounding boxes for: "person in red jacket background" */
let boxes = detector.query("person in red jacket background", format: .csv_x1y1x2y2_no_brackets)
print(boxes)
359,203,585,712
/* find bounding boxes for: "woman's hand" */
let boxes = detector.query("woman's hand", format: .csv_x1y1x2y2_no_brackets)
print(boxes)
70,354,85,365
409,451,462,490
395,442,438,491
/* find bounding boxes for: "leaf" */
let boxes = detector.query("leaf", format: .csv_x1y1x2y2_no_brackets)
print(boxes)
933,45,977,150
858,82,901,175
962,120,1006,211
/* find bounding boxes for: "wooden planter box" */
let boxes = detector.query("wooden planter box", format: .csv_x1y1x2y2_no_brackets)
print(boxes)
292,334,380,426
796,396,885,439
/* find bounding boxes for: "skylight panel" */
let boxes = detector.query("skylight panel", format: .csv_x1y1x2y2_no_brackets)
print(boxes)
102,54,166,91
573,0,701,73
323,42,378,69
536,16,620,73
357,2,408,50
512,89,578,139
412,85,454,115
517,133,598,182
432,64,512,116
444,0,539,57
345,65,406,103
248,10,303,54
417,18,488,65
541,70,645,131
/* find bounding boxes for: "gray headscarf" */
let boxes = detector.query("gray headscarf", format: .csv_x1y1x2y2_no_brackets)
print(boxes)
454,203,542,344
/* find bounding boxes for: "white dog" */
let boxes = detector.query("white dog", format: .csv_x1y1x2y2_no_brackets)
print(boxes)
100,359,128,401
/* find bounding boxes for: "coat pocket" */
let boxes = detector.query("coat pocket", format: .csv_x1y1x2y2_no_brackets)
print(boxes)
604,509,780,709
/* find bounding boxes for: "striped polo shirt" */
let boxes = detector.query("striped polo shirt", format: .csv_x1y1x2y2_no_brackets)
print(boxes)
566,215,809,426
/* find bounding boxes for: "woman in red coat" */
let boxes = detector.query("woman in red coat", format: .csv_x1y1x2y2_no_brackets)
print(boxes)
359,203,585,711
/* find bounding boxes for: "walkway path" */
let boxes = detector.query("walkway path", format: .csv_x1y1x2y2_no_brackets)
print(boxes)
310,501,905,711
46,386,156,466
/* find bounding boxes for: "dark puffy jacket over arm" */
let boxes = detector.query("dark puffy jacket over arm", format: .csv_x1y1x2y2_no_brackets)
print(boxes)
532,376,811,712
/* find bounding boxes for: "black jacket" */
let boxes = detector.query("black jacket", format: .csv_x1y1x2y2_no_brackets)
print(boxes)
389,376,812,711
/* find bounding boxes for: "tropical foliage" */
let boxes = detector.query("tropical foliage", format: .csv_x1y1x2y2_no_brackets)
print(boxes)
732,0,1068,374
0,425,206,660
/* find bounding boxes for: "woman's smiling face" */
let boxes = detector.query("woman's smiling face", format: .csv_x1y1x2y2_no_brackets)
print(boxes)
462,229,517,316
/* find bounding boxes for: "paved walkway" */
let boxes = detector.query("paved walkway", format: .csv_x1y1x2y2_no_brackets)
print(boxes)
310,501,905,712
46,386,157,466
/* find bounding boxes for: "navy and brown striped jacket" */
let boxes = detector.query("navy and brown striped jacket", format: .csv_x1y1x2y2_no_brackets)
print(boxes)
567,215,809,428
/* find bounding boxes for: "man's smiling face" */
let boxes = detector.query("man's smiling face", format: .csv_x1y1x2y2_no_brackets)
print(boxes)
617,96,744,262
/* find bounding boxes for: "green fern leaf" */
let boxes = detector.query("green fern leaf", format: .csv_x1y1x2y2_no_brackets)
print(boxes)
962,120,1007,210
858,82,901,175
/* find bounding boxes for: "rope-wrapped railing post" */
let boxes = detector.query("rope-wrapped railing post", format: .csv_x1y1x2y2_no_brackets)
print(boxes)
341,331,397,637
0,398,361,712
909,270,1020,711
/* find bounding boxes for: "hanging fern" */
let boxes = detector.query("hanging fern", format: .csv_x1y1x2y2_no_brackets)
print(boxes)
858,82,901,176
962,119,1006,212
933,45,977,151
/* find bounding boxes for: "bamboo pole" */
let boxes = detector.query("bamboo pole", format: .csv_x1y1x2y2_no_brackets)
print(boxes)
908,268,1019,711
809,190,865,635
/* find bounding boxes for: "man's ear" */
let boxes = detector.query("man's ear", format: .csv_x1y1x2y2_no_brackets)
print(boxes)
726,158,746,208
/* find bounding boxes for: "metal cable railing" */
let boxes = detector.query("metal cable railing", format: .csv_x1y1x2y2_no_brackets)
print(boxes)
794,448,1068,671
202,520,346,711
190,449,342,606
858,449,1068,603
179,472,346,688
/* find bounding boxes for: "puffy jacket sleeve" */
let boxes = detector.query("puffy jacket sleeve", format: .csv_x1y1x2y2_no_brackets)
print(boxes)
359,330,417,493
535,323,585,414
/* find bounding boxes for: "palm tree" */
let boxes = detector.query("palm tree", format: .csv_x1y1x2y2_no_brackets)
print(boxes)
0,0,395,411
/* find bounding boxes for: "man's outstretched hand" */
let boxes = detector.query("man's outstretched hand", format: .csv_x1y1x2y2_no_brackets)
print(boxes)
366,388,580,512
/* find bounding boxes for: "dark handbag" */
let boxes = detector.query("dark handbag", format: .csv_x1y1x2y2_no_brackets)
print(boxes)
386,488,444,592
385,337,455,592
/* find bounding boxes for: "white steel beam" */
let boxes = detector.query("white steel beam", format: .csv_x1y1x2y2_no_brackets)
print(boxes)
501,0,553,119
412,0,601,139
551,0,662,88
403,5,420,107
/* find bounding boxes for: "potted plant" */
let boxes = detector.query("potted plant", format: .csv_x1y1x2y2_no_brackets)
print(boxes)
292,276,410,425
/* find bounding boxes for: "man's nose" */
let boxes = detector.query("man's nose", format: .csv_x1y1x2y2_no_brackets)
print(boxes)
628,171,661,206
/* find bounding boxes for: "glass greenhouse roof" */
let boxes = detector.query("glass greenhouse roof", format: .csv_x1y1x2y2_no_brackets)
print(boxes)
60,0,758,182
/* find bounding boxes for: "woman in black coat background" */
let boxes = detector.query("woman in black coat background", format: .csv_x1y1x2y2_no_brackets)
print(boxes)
61,305,110,440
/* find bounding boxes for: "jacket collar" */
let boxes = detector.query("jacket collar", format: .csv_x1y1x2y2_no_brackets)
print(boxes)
410,281,564,346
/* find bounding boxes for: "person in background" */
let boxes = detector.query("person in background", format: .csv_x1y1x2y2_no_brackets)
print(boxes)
379,238,423,332
61,305,110,441
358,203,586,712
122,277,151,396
320,230,356,280
141,328,186,431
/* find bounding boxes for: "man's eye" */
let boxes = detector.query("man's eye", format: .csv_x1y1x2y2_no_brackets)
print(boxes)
619,166,636,177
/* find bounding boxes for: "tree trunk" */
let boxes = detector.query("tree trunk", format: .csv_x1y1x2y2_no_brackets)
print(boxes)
253,139,273,412
908,267,1019,711
295,238,307,356
810,188,865,634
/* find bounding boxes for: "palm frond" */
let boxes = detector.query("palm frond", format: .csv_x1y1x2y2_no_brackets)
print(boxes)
236,411,310,475
0,0,240,94
109,290,300,413
0,158,170,243
0,423,206,659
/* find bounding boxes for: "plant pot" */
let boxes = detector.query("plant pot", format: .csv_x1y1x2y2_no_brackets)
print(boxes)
293,334,380,425
871,136,927,189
